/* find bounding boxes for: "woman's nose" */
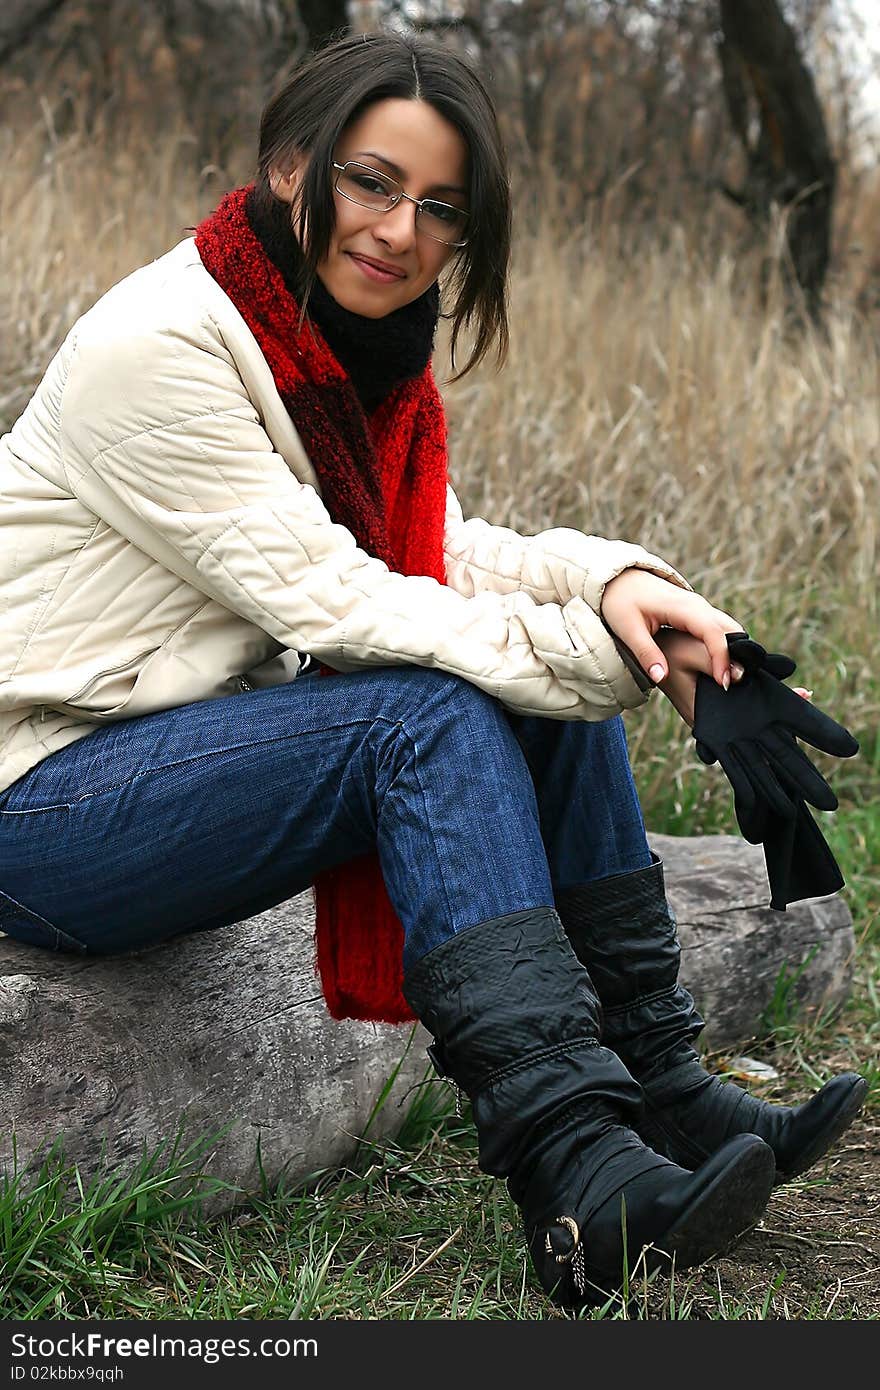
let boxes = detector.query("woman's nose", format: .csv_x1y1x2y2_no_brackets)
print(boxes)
372,196,419,249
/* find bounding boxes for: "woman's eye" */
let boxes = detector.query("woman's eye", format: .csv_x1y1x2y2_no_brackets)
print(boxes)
352,173,392,196
424,201,463,225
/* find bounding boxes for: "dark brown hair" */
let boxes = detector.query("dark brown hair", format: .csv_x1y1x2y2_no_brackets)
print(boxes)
252,31,511,380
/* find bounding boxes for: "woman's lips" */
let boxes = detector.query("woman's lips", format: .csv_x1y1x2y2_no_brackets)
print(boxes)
347,253,406,284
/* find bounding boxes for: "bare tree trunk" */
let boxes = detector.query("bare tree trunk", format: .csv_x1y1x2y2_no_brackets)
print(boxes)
718,0,835,317
0,0,68,67
297,0,349,51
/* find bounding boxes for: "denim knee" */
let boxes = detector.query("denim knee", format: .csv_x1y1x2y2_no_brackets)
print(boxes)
380,668,520,759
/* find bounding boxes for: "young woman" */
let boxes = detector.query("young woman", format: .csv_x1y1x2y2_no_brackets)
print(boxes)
0,33,865,1309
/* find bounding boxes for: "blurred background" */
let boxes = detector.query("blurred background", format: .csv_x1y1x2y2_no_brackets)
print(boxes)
1,0,877,851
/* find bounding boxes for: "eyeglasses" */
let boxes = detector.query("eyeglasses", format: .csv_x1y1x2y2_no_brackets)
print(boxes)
331,161,469,247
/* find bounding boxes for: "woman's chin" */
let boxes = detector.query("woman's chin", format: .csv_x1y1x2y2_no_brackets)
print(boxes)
341,295,397,319
318,261,412,318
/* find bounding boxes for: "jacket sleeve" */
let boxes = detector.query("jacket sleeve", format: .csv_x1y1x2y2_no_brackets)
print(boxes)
443,482,691,613
59,312,654,721
443,484,692,694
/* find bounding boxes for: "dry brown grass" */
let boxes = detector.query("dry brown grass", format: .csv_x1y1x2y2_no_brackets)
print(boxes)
0,108,251,429
442,205,879,806
3,112,877,811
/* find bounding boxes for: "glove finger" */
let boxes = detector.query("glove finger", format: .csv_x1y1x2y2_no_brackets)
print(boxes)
762,651,797,680
725,634,765,674
693,673,724,766
716,746,768,842
760,726,838,812
726,633,797,681
772,684,860,758
734,789,768,844
714,744,758,809
735,738,799,823
695,737,718,766
761,809,798,911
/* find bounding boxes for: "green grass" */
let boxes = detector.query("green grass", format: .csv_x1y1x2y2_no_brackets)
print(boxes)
2,1037,874,1320
0,1086,777,1320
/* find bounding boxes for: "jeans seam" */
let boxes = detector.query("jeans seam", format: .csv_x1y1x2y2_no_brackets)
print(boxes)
0,887,86,953
0,715,402,814
388,717,457,940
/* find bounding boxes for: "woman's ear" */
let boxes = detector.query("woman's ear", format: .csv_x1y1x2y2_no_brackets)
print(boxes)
269,160,304,204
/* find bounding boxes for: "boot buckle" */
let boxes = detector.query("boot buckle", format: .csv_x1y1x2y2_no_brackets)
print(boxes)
544,1216,586,1297
544,1214,580,1263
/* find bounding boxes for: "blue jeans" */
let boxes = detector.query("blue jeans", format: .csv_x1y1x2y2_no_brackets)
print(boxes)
0,667,651,970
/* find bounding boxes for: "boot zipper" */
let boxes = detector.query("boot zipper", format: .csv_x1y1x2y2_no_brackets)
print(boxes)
427,1041,463,1116
572,1243,586,1297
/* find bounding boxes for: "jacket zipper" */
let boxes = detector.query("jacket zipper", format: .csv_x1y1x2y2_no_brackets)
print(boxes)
58,648,157,708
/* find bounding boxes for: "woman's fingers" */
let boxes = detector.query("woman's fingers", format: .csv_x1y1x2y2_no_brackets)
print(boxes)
661,595,743,688
600,570,746,691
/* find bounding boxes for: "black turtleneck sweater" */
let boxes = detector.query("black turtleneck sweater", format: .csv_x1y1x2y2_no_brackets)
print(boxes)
245,188,440,414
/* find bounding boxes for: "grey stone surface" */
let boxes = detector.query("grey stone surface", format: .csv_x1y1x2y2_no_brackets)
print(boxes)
0,893,429,1212
651,833,857,1047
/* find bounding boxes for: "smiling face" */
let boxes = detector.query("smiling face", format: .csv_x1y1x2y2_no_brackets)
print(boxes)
273,97,469,318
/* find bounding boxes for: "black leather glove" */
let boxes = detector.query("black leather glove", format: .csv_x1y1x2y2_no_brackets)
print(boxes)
693,633,859,909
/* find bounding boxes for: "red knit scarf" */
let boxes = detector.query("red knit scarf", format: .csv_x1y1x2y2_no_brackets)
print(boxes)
195,186,449,1023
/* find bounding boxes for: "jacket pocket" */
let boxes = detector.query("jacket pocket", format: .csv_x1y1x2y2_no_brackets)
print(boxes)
0,888,88,954
52,649,157,720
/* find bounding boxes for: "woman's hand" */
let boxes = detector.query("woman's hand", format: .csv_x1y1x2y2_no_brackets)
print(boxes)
600,569,746,692
599,569,815,727
655,629,813,728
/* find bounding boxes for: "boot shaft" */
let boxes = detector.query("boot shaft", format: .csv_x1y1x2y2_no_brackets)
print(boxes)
556,853,705,1078
402,907,643,1177
559,853,681,1003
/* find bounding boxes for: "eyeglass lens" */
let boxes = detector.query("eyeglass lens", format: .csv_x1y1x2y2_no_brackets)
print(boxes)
334,163,468,245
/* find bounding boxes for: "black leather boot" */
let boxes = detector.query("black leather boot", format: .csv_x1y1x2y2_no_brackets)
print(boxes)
556,854,867,1185
403,906,776,1308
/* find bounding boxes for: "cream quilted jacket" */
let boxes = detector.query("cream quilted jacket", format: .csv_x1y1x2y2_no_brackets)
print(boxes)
0,237,691,796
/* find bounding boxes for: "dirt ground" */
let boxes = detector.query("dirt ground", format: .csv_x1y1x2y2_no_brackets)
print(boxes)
639,1100,880,1319
695,1114,877,1317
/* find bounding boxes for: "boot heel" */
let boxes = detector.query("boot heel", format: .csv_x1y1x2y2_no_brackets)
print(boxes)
661,1132,776,1269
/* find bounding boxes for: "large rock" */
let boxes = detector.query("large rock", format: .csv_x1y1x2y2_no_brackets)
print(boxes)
649,833,856,1044
0,834,857,1207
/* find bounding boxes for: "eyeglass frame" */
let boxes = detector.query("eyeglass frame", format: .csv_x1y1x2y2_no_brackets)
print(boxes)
331,160,469,248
